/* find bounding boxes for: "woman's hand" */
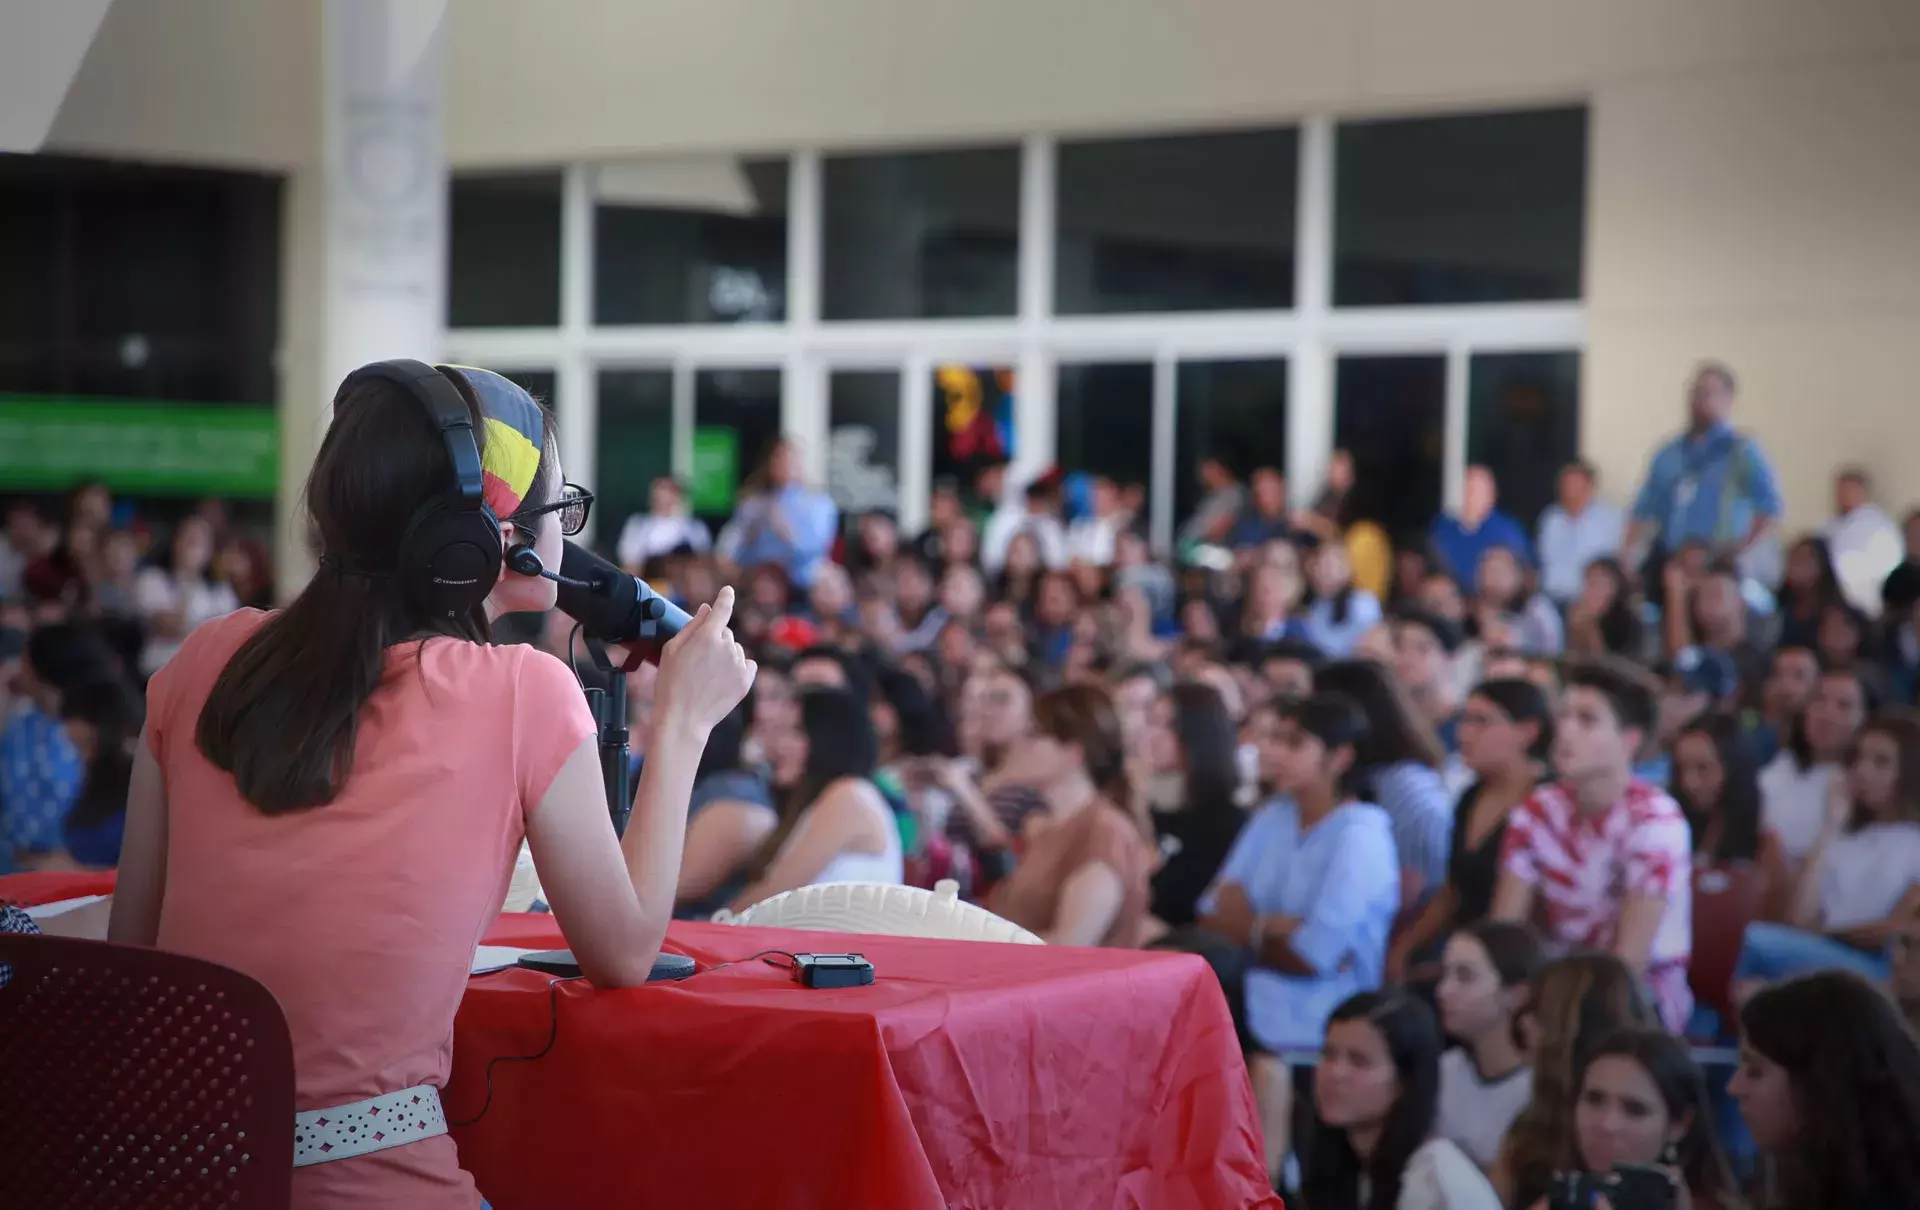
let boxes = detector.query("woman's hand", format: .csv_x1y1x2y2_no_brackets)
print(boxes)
652,585,757,737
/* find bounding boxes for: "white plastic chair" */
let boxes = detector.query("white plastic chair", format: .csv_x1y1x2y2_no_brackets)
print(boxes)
715,880,1044,945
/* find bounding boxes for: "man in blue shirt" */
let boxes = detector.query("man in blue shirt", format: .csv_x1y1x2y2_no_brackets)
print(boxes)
1537,460,1625,606
1429,464,1532,584
1625,362,1783,579
720,438,839,589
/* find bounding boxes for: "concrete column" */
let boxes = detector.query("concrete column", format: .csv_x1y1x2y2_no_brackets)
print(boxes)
277,0,448,597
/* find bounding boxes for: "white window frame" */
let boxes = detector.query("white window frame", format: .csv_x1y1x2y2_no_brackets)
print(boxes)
447,116,1585,548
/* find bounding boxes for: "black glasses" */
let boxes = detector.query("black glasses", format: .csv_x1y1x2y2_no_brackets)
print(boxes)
509,483,594,537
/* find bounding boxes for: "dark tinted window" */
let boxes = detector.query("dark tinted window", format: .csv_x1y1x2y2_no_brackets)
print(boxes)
1056,129,1296,314
1175,359,1288,531
594,158,788,324
449,172,562,327
1334,107,1586,306
0,153,281,404
1335,356,1446,547
1468,351,1581,530
823,148,1019,320
692,368,782,523
1056,362,1154,501
828,370,902,518
595,369,674,552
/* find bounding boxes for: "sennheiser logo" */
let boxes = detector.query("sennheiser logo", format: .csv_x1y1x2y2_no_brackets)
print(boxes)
433,576,480,586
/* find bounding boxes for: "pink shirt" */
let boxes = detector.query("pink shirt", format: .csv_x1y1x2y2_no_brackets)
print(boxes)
1500,780,1694,1031
146,610,595,1210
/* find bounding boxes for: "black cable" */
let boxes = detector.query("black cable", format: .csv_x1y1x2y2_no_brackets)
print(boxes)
448,951,800,1126
447,974,584,1128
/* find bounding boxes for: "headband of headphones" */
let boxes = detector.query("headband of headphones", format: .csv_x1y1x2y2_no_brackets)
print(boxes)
439,365,547,518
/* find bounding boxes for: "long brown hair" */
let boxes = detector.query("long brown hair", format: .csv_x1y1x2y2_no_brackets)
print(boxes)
1033,683,1148,840
1741,971,1920,1209
196,370,556,814
1501,952,1657,1208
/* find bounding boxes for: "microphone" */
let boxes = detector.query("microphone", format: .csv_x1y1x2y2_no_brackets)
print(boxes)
506,540,691,659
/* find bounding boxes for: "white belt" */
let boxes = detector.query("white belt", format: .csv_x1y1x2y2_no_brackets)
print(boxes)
292,1084,447,1167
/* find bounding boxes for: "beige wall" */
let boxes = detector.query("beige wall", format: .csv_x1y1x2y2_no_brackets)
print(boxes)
38,0,1920,529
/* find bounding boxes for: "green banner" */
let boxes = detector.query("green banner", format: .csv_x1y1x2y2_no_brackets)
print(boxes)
0,396,278,497
689,426,739,513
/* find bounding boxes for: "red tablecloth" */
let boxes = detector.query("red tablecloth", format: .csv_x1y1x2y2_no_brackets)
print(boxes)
0,877,1278,1208
461,915,1279,1210
0,869,117,906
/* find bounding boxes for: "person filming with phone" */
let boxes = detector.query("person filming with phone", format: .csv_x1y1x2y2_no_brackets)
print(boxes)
106,362,756,1210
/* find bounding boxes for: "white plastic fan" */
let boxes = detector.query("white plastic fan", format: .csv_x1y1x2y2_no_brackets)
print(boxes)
715,880,1044,945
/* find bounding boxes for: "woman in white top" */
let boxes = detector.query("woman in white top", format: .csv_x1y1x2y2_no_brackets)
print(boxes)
133,514,239,676
728,685,902,910
1472,547,1563,658
1757,666,1872,862
1433,921,1546,1171
1736,711,1920,990
1301,991,1502,1210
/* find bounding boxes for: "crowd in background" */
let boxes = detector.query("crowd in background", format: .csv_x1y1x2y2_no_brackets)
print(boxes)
9,360,1920,1207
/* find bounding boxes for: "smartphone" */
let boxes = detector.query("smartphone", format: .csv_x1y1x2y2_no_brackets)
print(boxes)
1606,1165,1679,1210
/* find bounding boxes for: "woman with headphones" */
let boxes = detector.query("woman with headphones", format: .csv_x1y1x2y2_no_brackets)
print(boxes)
107,361,756,1210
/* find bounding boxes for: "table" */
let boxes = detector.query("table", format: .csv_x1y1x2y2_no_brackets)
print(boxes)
0,875,1279,1209
461,915,1278,1209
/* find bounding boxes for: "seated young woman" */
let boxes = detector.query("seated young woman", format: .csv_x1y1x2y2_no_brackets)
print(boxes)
1733,711,1920,992
1197,691,1402,1180
673,699,778,919
986,683,1157,947
1140,679,1247,935
1495,952,1659,1209
1433,920,1546,1171
1732,970,1920,1210
108,364,757,1210
1669,711,1788,922
1537,1027,1744,1210
1390,679,1553,982
728,686,904,911
1300,991,1502,1210
1314,659,1456,915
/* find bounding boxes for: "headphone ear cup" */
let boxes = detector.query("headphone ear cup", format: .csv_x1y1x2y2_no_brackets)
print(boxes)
398,502,501,620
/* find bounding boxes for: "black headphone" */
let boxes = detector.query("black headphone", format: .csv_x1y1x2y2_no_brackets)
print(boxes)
337,358,502,621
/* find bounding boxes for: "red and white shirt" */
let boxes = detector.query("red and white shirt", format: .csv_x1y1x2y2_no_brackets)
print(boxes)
1500,780,1694,1031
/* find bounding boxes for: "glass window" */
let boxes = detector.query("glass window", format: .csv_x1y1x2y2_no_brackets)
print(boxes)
594,157,789,325
828,370,901,518
1056,129,1297,314
691,368,782,523
822,147,1020,320
1174,359,1288,536
1334,107,1586,306
0,153,281,404
1468,351,1581,531
594,368,673,556
933,364,1017,509
1335,356,1445,548
448,172,561,327
1056,362,1154,507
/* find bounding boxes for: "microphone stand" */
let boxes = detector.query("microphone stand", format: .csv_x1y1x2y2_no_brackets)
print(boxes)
582,636,633,838
560,635,695,983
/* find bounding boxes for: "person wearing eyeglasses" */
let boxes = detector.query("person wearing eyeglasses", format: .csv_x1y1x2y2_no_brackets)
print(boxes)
106,364,756,1210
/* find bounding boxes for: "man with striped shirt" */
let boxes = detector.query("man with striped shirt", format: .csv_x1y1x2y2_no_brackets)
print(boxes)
1491,657,1694,1032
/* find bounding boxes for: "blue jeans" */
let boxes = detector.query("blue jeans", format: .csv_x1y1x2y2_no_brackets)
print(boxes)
1733,920,1889,984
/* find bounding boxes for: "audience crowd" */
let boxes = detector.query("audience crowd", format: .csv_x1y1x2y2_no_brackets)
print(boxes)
9,360,1920,1208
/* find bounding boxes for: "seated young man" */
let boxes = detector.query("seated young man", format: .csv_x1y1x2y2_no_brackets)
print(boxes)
1491,657,1695,1032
